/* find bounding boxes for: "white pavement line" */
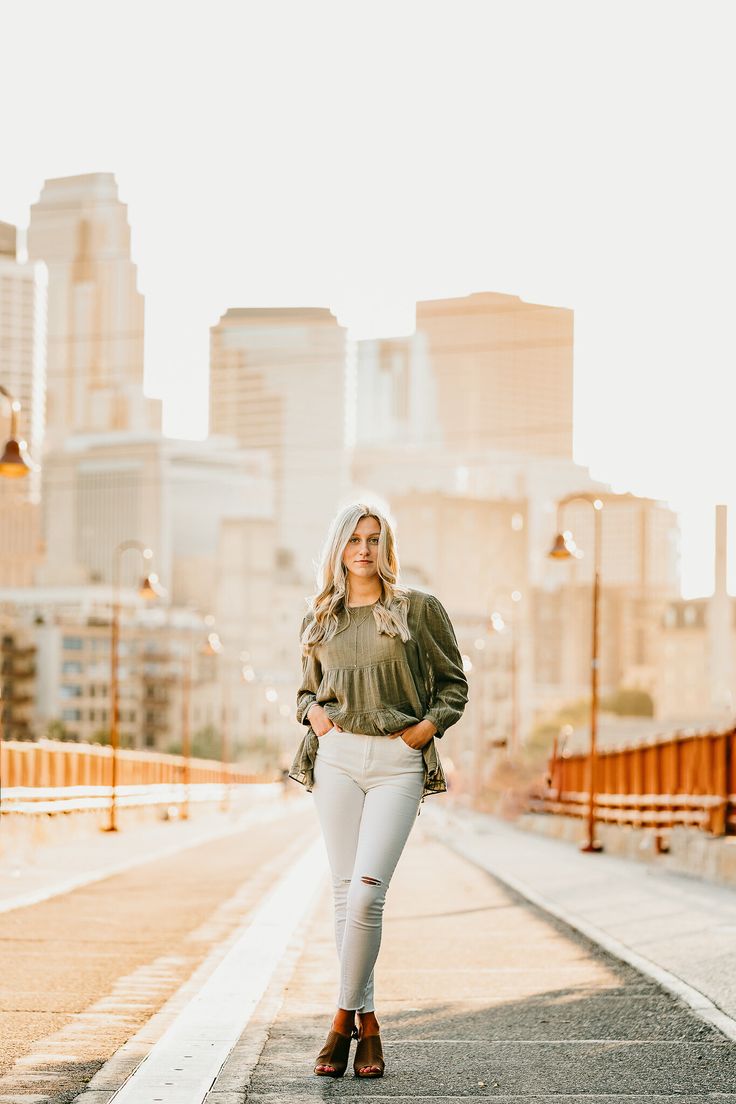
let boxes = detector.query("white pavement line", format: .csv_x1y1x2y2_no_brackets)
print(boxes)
439,823,736,1045
106,836,326,1104
0,798,294,916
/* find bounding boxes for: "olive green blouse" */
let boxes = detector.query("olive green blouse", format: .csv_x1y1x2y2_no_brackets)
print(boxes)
288,587,469,801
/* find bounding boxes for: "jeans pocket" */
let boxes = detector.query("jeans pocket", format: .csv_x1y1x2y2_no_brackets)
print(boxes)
397,733,422,756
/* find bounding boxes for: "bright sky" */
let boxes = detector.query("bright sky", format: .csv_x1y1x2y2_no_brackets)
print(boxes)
2,0,734,597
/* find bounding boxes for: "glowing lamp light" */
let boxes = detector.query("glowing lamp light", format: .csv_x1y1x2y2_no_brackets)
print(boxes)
139,572,167,600
0,436,35,478
548,530,581,560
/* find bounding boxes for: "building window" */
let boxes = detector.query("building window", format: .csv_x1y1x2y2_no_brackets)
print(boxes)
60,685,82,698
61,708,81,721
63,636,83,650
62,661,82,674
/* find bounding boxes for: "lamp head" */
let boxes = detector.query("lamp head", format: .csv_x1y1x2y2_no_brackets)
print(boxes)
548,530,581,560
490,611,506,633
202,630,224,656
0,437,35,479
139,572,167,600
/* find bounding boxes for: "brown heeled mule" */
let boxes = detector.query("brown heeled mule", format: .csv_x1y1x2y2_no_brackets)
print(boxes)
353,1031,385,1078
313,1024,358,1077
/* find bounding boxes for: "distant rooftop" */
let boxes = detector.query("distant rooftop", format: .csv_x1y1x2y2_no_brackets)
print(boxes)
220,306,340,324
34,173,121,205
417,289,573,315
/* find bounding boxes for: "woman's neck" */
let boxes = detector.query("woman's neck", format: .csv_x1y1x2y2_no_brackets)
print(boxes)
346,582,383,606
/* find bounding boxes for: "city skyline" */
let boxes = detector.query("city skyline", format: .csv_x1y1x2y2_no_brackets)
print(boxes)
2,1,734,598
2,11,735,1097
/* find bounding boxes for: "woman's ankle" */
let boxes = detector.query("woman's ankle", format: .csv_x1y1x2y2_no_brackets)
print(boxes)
356,1010,380,1034
332,1009,356,1035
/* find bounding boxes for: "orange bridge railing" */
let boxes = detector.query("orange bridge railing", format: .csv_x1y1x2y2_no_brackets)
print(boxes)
0,738,275,815
531,726,736,837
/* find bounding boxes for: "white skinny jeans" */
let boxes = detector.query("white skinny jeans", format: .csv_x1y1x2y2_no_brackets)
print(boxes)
312,726,424,1013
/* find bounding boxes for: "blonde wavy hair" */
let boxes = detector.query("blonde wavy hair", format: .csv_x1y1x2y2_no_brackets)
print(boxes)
300,502,412,654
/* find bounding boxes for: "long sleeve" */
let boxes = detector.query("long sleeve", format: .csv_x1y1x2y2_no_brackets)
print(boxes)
418,593,469,738
295,614,323,725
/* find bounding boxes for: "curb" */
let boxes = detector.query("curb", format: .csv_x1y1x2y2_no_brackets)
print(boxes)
428,814,736,1045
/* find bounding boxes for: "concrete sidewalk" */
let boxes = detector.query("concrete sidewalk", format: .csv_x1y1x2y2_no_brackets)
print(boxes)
211,809,736,1101
428,804,736,1038
0,786,294,913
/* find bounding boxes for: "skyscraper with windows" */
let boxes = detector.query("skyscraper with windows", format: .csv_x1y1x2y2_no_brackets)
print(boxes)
422,290,573,456
209,306,348,581
27,173,161,449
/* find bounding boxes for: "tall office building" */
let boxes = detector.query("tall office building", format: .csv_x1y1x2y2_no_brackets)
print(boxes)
352,287,577,579
355,332,440,448
209,307,348,582
413,290,573,458
27,173,161,449
655,506,735,724
0,222,16,255
38,432,272,610
0,222,47,586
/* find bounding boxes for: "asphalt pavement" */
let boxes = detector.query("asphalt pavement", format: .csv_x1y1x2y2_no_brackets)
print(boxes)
0,799,316,1102
430,805,736,1034
2,797,736,1102
217,805,736,1102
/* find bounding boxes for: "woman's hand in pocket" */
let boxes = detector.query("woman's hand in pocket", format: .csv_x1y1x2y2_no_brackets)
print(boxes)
308,703,343,737
390,719,435,749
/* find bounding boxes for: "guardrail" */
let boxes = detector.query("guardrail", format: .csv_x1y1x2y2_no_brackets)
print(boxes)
531,725,736,837
0,738,275,815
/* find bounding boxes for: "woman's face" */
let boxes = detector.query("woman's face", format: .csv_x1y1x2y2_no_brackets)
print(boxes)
342,516,381,583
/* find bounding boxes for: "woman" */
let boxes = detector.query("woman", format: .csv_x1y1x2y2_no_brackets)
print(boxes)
289,502,469,1079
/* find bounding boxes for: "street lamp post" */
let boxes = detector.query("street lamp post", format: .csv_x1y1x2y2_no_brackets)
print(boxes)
104,541,165,833
488,590,523,758
179,617,229,820
200,628,232,812
221,669,231,812
180,631,193,821
548,494,604,853
0,385,35,815
472,650,484,806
